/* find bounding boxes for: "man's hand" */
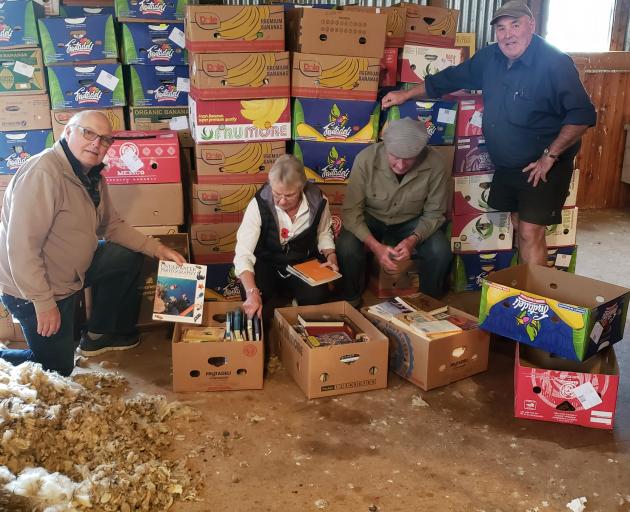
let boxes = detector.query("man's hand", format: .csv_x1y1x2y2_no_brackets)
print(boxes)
381,90,410,109
155,244,187,265
243,289,262,319
37,305,61,337
374,243,399,272
320,252,339,272
393,235,418,262
522,156,555,187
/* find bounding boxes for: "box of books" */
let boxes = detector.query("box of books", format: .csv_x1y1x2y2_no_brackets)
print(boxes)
0,130,54,174
0,0,38,48
363,293,489,391
190,183,262,223
368,259,419,298
121,22,187,66
172,301,264,392
514,344,619,429
274,301,388,399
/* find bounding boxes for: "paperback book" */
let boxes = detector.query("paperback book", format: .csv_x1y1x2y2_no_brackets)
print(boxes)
395,292,448,316
286,259,342,286
153,261,207,324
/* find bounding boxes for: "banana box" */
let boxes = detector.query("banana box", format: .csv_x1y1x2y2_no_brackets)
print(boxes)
0,130,54,174
292,140,369,184
545,207,578,248
0,94,51,131
194,142,285,184
400,44,463,84
128,106,192,147
451,249,516,292
52,107,125,140
400,4,459,48
47,64,125,109
454,136,495,175
189,51,289,101
319,183,346,206
127,64,188,107
0,0,38,48
452,172,496,216
190,183,261,223
59,6,114,16
286,8,386,59
38,15,117,65
109,182,184,226
116,0,186,22
188,96,291,144
291,53,381,101
343,5,406,48
121,22,187,66
185,5,284,53
0,48,46,94
204,263,242,302
450,211,513,253
515,344,619,429
102,130,181,184
479,264,630,361
190,222,239,264
564,169,580,208
292,98,379,144
384,99,458,146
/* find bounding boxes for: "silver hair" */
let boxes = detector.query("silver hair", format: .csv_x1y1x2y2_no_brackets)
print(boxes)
62,110,112,138
268,154,307,188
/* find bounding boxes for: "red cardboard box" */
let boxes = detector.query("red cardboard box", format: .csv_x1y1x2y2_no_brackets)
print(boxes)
103,130,180,184
452,172,496,216
451,211,513,253
380,47,398,87
514,344,619,430
450,92,483,137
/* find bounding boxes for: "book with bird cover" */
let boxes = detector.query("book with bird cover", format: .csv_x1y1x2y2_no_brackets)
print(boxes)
153,261,207,324
286,258,342,287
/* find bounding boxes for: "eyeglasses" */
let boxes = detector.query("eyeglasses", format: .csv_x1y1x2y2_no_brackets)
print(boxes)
71,124,114,148
271,190,301,201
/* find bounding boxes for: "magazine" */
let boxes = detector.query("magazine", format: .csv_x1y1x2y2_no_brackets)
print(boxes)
367,298,415,321
152,261,207,324
286,259,342,286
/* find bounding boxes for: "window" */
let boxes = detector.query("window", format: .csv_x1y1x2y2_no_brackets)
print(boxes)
545,0,615,52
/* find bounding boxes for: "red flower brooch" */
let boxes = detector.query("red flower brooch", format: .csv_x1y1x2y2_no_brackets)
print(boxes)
280,228,289,239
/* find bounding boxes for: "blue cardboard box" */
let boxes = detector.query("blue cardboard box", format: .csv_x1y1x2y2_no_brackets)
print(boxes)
292,140,369,183
128,64,189,107
383,99,458,145
121,22,187,66
59,6,115,17
0,0,38,48
47,64,126,109
0,130,54,174
38,15,117,65
292,98,379,144
115,0,187,21
204,263,242,301
451,249,516,292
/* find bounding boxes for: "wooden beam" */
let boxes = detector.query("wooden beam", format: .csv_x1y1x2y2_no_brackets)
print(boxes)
610,0,630,50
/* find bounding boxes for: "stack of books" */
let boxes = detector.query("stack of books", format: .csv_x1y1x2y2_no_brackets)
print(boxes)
367,292,477,341
293,313,367,348
179,308,262,343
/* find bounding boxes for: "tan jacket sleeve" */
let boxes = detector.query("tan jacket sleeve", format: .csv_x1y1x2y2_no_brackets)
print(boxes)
341,151,372,242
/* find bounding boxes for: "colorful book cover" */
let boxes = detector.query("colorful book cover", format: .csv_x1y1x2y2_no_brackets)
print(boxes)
153,261,207,324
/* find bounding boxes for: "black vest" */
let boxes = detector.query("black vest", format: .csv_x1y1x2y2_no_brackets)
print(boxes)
254,182,327,268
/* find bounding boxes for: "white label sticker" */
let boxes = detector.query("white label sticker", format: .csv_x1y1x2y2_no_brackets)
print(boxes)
168,27,186,48
470,110,483,128
96,70,119,91
589,321,604,344
13,60,35,78
120,150,143,173
555,253,572,268
437,108,456,125
573,382,603,410
176,77,190,92
169,116,189,131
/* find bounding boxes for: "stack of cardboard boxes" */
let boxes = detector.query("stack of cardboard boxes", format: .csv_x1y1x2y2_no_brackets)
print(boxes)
184,5,290,299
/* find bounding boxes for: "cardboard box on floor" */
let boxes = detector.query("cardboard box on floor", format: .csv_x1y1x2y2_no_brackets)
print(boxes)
108,183,184,226
0,94,51,131
52,107,125,140
479,264,630,362
368,259,419,298
514,344,619,430
398,3,459,48
0,302,25,343
274,301,388,399
343,5,407,48
363,305,489,391
190,183,261,223
172,301,264,392
190,222,239,265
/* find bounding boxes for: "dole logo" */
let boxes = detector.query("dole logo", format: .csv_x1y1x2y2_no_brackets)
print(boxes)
147,43,174,62
65,36,94,57
139,0,167,16
154,84,179,103
0,23,13,43
5,151,30,171
322,104,352,140
74,86,102,104
320,146,349,181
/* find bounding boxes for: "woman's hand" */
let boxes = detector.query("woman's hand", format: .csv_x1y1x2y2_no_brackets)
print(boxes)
243,289,263,319
320,252,339,272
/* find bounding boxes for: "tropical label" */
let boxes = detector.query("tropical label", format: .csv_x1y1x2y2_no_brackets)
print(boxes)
385,99,457,145
204,264,242,301
292,140,368,184
121,22,187,65
0,130,53,174
0,1,38,48
128,64,189,107
47,64,125,109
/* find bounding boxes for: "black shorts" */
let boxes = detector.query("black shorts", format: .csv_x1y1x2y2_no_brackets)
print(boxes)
487,158,574,225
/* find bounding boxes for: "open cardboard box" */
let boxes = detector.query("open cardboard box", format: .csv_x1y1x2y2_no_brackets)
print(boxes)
514,344,619,429
274,301,388,399
368,259,419,298
480,264,630,361
172,301,264,392
363,305,489,391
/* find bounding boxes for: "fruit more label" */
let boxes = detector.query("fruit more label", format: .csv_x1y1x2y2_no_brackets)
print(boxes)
292,140,368,183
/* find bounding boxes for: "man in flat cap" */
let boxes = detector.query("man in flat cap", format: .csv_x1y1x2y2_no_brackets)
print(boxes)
336,117,451,304
382,0,596,266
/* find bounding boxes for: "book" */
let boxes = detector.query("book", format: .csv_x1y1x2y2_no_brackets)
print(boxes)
153,261,207,324
395,292,448,316
297,313,345,328
439,313,478,331
181,326,226,343
286,259,342,286
305,330,355,348
408,318,462,340
367,298,415,321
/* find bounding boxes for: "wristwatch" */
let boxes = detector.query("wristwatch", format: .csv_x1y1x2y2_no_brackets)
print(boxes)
543,147,559,161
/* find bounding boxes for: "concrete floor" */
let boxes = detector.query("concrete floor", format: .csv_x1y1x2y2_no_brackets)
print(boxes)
70,209,630,511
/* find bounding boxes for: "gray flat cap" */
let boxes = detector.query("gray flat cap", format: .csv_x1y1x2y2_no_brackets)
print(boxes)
490,1,533,25
382,117,429,159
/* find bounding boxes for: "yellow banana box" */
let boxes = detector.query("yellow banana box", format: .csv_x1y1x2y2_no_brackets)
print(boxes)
189,96,291,144
185,5,284,53
286,8,386,59
545,207,578,248
190,51,290,101
291,53,380,101
479,264,630,362
190,222,239,264
190,183,262,223
194,142,285,184
398,3,459,48
52,107,125,140
343,5,407,48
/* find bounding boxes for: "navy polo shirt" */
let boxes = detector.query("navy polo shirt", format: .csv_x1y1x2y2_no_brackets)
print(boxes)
425,34,596,170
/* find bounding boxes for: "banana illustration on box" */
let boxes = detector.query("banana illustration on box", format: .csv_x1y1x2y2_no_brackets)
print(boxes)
318,58,370,90
224,53,275,87
197,228,238,252
240,98,287,130
426,11,456,36
218,185,258,213
386,8,404,36
222,143,271,173
218,6,270,41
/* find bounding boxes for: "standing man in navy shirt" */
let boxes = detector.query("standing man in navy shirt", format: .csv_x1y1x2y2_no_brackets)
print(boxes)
382,1,596,265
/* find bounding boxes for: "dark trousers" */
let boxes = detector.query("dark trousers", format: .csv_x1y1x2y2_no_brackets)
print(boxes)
0,241,144,376
336,215,452,301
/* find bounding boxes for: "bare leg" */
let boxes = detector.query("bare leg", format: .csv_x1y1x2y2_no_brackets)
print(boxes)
517,220,547,265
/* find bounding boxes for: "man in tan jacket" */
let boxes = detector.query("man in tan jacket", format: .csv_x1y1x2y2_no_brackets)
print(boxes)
0,110,185,376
